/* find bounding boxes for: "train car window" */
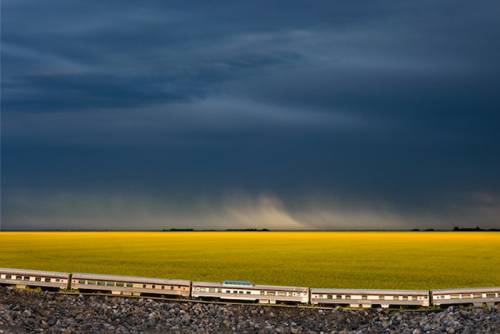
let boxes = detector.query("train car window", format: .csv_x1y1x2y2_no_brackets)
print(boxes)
278,291,286,296
473,293,482,298
362,295,367,300
451,294,460,299
345,295,351,300
105,282,114,286
126,283,133,288
87,281,96,285
161,285,165,289
16,275,22,280
143,284,147,288
97,281,105,286
209,288,215,293
116,282,124,287
246,291,251,294
45,278,51,282
78,280,85,284
402,296,408,300
6,275,11,279
486,293,495,298
152,285,155,289
23,276,30,281
35,277,41,282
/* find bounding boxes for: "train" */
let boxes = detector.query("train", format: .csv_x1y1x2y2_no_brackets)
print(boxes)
1,268,499,308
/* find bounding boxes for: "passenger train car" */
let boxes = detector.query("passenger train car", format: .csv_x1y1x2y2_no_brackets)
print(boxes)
432,287,500,307
192,280,309,304
1,267,499,308
72,272,191,297
310,288,430,308
0,268,69,290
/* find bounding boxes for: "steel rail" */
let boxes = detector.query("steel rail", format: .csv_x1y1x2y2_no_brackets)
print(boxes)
55,290,437,312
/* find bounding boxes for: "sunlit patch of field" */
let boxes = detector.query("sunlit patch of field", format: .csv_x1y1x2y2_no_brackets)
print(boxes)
0,232,499,289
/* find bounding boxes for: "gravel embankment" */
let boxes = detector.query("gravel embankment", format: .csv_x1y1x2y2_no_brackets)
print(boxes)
0,287,498,333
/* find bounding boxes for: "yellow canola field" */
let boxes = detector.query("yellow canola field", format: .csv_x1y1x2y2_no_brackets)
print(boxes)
0,231,499,289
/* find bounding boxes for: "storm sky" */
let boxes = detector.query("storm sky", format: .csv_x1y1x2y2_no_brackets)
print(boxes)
2,0,500,230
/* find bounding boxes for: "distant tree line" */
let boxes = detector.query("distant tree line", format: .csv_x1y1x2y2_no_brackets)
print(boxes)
162,227,499,232
452,226,499,231
411,226,499,231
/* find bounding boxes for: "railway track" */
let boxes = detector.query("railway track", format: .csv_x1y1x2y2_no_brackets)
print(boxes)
56,291,438,313
57,291,337,310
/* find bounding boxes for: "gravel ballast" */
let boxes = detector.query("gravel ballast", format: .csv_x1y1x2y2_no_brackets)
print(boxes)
0,287,498,333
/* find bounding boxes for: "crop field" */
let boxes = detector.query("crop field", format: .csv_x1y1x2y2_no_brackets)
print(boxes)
0,232,499,289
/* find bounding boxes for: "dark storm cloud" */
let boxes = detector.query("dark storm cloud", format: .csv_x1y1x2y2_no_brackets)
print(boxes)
2,0,500,229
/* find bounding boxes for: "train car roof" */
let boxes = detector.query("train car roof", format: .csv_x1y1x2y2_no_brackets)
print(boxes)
255,284,308,291
432,287,500,294
0,267,69,278
72,272,190,285
310,288,429,295
193,281,308,291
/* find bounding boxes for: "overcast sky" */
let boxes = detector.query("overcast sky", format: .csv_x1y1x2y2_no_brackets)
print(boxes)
2,0,500,230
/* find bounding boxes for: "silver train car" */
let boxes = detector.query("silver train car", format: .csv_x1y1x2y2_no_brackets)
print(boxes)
310,288,430,308
432,287,500,307
72,272,191,297
192,280,309,304
0,268,69,290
